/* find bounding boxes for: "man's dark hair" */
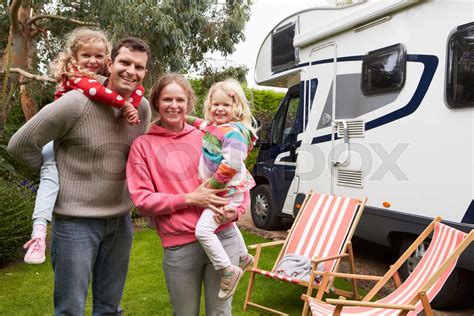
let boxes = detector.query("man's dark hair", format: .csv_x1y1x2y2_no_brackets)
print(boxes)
111,37,151,64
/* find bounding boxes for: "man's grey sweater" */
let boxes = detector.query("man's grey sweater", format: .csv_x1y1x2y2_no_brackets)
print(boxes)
8,90,151,218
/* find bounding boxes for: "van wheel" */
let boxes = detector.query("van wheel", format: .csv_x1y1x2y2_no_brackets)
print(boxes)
398,237,474,308
250,185,282,230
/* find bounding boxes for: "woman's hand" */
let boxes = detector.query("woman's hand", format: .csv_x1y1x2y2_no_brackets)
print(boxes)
185,180,228,213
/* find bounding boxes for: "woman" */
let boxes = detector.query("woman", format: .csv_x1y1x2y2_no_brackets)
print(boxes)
126,73,247,315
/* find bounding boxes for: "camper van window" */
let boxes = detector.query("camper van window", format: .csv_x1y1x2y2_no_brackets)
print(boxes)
271,92,300,145
282,97,299,144
272,22,298,73
361,43,406,95
446,22,474,108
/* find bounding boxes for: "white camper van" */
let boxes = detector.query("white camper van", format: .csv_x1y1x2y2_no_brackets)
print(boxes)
251,0,474,306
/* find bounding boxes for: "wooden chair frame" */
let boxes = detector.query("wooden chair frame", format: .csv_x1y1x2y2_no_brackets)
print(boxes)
301,216,474,316
243,192,367,315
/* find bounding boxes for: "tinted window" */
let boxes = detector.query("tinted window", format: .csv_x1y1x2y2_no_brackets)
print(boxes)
446,22,474,108
272,23,298,73
361,43,406,95
282,97,299,144
271,92,300,145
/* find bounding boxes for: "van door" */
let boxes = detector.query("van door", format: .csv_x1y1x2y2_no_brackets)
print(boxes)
306,42,338,195
251,84,302,229
269,85,301,216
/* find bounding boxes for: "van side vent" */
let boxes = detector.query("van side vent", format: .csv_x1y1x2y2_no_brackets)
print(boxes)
337,169,363,188
336,120,365,138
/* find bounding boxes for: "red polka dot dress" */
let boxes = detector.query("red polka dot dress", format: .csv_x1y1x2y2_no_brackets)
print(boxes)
54,76,144,108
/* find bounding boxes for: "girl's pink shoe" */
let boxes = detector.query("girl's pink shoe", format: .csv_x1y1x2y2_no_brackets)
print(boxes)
23,237,46,264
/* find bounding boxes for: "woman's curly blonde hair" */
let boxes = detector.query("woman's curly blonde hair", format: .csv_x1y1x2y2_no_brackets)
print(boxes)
49,27,111,83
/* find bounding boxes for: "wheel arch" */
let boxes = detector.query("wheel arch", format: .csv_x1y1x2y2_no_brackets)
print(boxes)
253,175,270,187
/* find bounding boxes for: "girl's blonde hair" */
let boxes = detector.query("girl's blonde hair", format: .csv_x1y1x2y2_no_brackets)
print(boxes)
50,27,111,82
204,79,258,134
148,73,196,129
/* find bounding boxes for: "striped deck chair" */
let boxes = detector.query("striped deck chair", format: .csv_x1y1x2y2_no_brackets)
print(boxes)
301,217,474,316
243,192,367,315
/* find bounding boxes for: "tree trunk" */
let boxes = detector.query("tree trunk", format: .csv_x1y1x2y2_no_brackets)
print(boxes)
0,72,17,138
20,85,36,121
0,2,36,137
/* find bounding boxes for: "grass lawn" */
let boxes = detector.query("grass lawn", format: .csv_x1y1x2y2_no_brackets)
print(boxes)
0,229,356,315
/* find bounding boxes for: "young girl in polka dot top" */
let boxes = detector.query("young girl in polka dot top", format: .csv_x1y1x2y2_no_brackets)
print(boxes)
51,27,143,124
22,27,144,265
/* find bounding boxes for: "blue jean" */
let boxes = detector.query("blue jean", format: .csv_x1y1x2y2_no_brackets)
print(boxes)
33,141,59,223
163,227,240,316
51,213,133,316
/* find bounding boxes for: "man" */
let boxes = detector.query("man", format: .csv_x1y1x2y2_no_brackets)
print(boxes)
8,37,151,315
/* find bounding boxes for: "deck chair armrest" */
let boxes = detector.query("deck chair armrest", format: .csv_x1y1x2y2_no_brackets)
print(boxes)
312,253,348,264
248,240,285,250
321,271,383,281
301,294,316,302
325,298,415,311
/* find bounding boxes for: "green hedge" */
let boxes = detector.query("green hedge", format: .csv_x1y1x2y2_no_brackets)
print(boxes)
0,178,35,266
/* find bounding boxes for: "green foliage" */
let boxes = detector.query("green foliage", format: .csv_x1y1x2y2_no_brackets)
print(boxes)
0,177,35,266
245,149,258,172
0,99,38,266
11,0,252,81
246,87,285,128
0,99,39,182
0,0,252,136
0,145,18,177
0,3,8,53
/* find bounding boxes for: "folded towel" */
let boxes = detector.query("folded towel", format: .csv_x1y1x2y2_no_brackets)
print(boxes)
275,254,324,283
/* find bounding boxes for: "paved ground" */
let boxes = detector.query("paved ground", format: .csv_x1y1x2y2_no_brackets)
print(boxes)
237,212,474,316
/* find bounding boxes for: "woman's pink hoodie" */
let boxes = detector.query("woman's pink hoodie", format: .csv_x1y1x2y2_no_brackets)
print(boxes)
126,123,246,247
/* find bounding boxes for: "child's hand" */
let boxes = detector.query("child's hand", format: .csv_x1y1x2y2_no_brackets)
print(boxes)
214,206,237,224
122,102,140,125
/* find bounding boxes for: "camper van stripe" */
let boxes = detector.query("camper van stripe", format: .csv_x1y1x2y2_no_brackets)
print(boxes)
365,55,438,131
307,54,438,145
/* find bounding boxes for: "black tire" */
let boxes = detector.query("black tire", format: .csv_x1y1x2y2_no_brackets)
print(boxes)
398,237,474,309
250,184,283,230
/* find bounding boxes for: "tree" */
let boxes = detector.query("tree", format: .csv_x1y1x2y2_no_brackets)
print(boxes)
0,0,251,136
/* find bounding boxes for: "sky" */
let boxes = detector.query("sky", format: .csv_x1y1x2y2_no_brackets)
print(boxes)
210,0,331,89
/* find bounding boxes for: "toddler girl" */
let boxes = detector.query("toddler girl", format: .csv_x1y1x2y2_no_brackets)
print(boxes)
23,27,144,264
187,79,257,300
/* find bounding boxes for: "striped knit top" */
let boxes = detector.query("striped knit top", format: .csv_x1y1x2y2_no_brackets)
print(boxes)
187,116,257,194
